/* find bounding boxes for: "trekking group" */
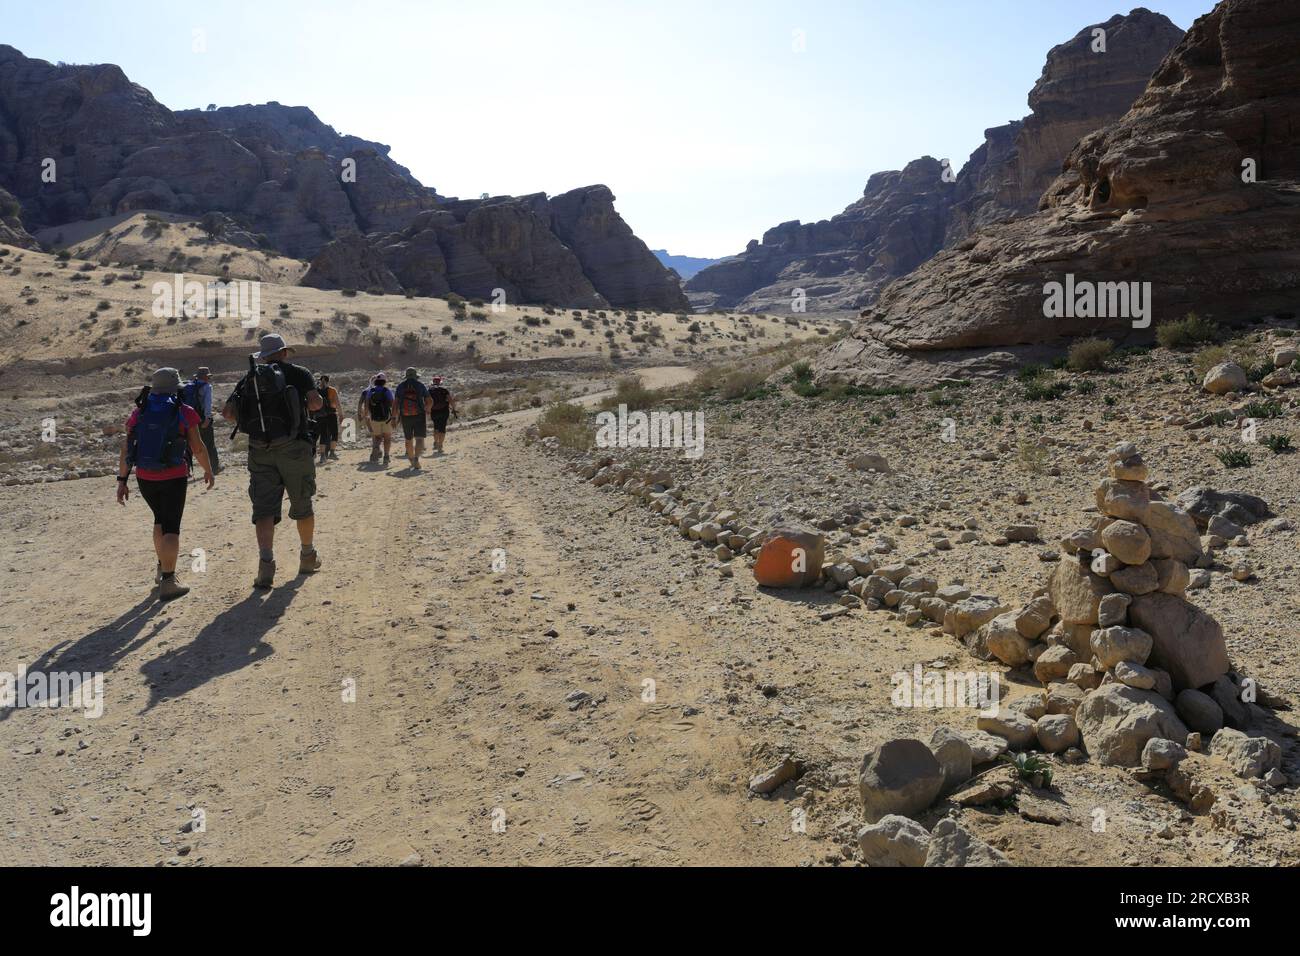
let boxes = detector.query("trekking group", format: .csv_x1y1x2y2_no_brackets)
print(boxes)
116,333,458,600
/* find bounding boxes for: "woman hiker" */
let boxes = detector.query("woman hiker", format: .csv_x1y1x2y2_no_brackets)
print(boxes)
116,368,215,601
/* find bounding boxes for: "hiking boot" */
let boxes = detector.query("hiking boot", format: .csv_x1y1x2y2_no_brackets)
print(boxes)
254,559,276,589
158,577,190,601
369,448,380,464
299,549,322,575
328,451,339,460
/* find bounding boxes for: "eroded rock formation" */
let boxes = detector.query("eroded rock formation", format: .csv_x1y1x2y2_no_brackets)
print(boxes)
817,0,1300,388
687,9,1183,315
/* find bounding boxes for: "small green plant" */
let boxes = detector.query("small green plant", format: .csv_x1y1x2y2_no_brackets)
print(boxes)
1242,400,1284,420
1017,363,1047,382
1261,434,1293,453
1023,380,1070,402
1215,449,1253,469
1002,752,1053,788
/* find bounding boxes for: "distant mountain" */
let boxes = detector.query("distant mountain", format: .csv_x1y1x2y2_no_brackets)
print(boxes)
652,249,720,281
0,45,687,310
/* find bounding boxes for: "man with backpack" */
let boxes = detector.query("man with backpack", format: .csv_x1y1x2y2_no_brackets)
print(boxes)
313,373,343,465
221,333,323,589
359,373,395,466
427,375,459,455
116,368,215,601
393,367,432,470
181,368,218,476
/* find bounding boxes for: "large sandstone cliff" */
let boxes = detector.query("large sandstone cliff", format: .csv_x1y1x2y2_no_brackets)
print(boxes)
687,9,1183,315
816,0,1300,387
0,46,687,309
304,186,691,312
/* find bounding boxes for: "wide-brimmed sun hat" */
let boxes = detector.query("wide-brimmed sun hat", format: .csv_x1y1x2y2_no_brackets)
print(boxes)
150,367,181,395
256,333,294,359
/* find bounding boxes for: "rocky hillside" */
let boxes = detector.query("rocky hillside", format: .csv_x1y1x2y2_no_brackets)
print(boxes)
302,186,692,312
817,0,1300,388
686,8,1183,314
945,9,1185,245
0,46,686,310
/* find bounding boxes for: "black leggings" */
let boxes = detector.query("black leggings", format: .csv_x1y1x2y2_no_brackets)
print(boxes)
137,476,188,536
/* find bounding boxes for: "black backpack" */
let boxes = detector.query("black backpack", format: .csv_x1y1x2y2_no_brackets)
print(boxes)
367,387,392,421
233,358,300,442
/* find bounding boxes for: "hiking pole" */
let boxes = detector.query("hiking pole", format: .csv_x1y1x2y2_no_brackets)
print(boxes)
249,353,267,436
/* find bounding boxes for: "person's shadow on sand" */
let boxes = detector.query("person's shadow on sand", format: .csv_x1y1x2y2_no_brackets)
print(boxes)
138,580,302,712
0,597,169,722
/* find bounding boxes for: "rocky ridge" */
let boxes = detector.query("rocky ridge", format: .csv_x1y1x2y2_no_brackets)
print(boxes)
686,9,1183,315
817,0,1300,388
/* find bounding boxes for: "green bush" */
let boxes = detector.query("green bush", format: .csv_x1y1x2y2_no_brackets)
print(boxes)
1067,337,1114,372
1215,449,1253,469
1157,312,1220,349
1261,434,1293,453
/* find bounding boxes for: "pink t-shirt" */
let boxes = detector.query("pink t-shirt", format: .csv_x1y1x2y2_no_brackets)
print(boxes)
126,403,201,481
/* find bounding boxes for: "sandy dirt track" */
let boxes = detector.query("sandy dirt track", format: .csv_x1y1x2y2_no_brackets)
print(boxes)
0,366,823,866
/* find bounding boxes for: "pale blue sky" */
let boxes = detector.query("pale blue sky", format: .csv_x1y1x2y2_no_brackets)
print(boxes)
4,0,1212,257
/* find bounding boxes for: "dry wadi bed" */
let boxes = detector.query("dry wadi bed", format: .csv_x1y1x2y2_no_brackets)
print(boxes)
535,329,1300,865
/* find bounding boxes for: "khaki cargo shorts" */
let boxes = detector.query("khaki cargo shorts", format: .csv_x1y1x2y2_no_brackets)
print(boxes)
248,437,316,524
368,419,394,437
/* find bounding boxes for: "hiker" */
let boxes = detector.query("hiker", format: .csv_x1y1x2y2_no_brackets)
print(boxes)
116,368,215,601
427,375,459,455
181,367,218,476
359,373,395,465
314,373,343,464
392,367,432,470
221,333,323,589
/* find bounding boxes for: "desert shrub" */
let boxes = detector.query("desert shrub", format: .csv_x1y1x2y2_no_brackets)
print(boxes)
1017,440,1048,475
1215,449,1252,469
1157,312,1220,349
1067,337,1114,372
1242,400,1284,420
1261,434,1293,453
1022,380,1070,401
536,402,591,450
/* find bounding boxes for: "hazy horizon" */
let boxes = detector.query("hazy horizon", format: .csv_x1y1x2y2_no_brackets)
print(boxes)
5,0,1212,259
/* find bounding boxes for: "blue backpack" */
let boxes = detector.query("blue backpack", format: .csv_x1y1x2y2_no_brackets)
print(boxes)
181,379,203,413
128,394,186,471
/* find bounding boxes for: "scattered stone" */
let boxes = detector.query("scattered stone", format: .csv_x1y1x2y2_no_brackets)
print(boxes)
749,755,803,795
859,739,945,824
1033,645,1077,685
976,710,1036,750
1141,738,1187,771
1090,625,1153,669
1114,660,1158,690
1128,592,1230,691
752,527,825,589
1174,689,1224,735
1101,520,1152,566
1203,362,1248,395
1075,683,1190,767
857,814,931,867
1110,561,1160,595
1035,713,1079,753
1209,728,1281,779
923,819,1010,867
928,727,974,792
